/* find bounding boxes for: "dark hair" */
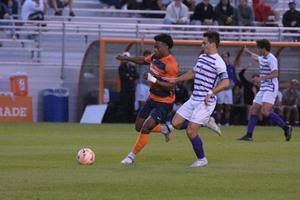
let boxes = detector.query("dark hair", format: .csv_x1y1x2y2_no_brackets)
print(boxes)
256,39,271,52
154,33,174,49
203,30,220,48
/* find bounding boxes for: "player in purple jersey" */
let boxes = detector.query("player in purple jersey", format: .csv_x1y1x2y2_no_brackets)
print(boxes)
237,39,292,141
164,30,229,167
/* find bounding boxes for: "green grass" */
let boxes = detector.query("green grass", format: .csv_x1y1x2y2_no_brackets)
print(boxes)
0,123,299,200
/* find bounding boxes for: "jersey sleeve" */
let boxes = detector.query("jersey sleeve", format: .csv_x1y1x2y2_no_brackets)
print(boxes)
165,58,179,78
269,56,278,72
215,56,227,75
145,53,154,64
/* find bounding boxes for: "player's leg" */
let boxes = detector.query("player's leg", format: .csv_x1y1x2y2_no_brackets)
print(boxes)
237,102,261,141
121,116,157,164
224,104,231,126
264,102,292,141
187,102,214,167
285,107,291,125
224,90,233,126
171,99,193,130
292,105,299,126
216,103,223,126
186,122,207,167
146,101,174,142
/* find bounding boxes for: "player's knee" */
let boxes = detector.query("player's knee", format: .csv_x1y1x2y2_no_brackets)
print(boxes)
135,124,142,132
262,110,270,117
140,126,151,134
172,120,181,129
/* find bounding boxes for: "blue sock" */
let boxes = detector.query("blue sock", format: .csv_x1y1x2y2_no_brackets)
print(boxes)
216,118,221,124
247,115,258,135
180,120,189,129
190,135,205,159
269,118,274,126
268,112,286,128
225,118,230,124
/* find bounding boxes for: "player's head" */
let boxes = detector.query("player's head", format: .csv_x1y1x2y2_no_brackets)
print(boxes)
153,33,173,58
256,39,271,52
202,31,220,55
291,79,299,88
203,31,220,48
154,33,174,49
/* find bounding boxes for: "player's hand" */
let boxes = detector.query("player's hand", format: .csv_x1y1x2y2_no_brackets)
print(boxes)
252,76,261,86
162,77,176,83
143,72,148,80
204,94,211,106
243,46,250,54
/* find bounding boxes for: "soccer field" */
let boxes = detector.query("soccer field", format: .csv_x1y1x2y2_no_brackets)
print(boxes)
0,123,299,200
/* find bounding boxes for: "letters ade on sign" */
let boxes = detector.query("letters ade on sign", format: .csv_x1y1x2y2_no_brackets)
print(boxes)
0,96,32,122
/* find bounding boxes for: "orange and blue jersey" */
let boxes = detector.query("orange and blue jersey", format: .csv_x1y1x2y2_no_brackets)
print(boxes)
145,53,179,104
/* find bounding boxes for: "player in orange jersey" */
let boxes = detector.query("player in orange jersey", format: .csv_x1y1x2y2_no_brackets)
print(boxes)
115,33,179,164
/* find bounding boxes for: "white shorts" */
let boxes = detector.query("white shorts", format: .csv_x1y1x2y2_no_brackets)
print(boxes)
253,89,278,105
177,98,216,126
135,83,150,110
216,89,233,104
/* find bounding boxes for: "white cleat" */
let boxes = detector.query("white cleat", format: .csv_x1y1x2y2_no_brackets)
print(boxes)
190,157,208,167
120,156,134,164
163,124,173,142
206,116,222,136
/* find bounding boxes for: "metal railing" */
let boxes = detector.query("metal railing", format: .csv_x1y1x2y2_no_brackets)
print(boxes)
0,19,299,68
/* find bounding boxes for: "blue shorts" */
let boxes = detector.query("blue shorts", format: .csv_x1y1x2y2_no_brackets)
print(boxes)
138,98,173,124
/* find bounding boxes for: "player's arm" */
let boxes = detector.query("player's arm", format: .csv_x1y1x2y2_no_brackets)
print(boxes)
143,72,175,90
115,55,148,65
204,72,229,105
253,70,278,83
162,70,195,84
243,46,259,62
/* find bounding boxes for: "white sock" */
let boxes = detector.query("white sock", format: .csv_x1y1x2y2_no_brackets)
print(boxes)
128,151,136,159
161,126,168,134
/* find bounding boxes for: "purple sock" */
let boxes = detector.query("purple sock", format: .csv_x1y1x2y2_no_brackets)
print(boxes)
216,118,221,124
247,115,258,135
190,135,205,159
180,120,189,129
225,118,230,124
268,112,286,128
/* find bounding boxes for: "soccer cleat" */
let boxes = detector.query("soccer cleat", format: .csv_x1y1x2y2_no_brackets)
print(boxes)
284,125,292,141
190,157,208,167
206,116,222,136
163,124,173,142
237,134,253,141
120,156,134,164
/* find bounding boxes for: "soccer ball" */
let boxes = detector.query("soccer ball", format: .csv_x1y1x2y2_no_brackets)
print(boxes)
77,148,95,165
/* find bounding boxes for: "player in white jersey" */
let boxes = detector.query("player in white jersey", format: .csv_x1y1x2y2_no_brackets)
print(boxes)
163,31,229,167
237,39,292,141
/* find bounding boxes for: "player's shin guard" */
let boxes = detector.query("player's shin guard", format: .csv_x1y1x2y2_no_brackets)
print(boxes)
268,112,286,128
132,132,149,154
190,135,205,159
247,115,258,135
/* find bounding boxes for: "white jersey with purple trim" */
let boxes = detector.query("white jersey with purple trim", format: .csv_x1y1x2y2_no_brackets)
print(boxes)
258,53,278,92
191,53,227,103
